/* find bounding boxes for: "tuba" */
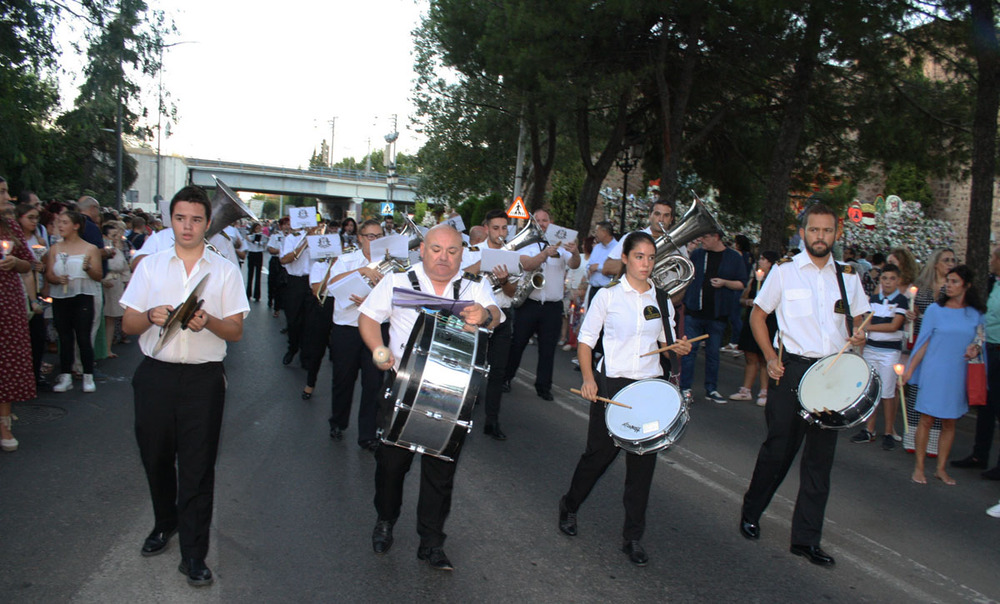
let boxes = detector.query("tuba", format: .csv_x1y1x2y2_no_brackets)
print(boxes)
362,213,424,285
206,176,260,239
650,196,725,295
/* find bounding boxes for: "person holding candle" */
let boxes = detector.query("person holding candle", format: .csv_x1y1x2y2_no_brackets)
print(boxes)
0,176,37,451
731,251,780,406
101,221,131,358
901,264,984,485
850,264,909,449
45,211,103,393
16,203,50,389
902,248,955,456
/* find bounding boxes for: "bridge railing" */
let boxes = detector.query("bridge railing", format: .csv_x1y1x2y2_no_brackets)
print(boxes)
186,158,420,187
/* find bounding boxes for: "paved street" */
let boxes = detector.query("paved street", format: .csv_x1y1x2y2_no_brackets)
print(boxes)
2,302,999,603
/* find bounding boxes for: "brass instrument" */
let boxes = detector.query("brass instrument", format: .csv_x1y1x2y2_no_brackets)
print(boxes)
317,257,338,305
359,213,425,286
507,215,551,307
292,224,327,260
649,194,725,295
207,177,260,239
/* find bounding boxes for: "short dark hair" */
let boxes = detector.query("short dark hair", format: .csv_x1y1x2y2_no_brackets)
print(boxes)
483,209,508,224
872,252,885,265
881,263,900,276
359,219,383,234
800,202,836,229
169,186,212,220
595,221,615,238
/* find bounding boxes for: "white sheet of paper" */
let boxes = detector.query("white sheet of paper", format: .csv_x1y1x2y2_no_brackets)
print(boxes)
444,215,466,233
545,223,578,245
480,248,522,274
369,233,409,260
329,271,372,306
307,234,342,258
288,206,317,229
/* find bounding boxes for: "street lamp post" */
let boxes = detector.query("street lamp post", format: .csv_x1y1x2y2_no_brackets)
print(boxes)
615,146,639,234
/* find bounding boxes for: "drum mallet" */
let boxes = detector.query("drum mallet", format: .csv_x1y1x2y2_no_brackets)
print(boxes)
893,363,909,433
775,339,784,386
373,346,392,366
640,334,710,357
570,389,632,409
822,313,874,375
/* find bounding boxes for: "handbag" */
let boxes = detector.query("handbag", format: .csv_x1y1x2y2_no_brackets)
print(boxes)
968,356,987,407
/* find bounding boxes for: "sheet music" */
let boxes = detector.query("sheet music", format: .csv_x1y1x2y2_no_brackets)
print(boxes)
392,287,474,313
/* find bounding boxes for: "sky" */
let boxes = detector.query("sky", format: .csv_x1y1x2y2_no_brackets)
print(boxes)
57,0,429,169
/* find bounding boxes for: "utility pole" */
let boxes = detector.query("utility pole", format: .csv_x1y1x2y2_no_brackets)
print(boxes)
512,107,528,207
328,117,337,167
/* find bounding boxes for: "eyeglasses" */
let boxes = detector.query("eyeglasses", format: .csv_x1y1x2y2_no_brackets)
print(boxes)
360,233,381,240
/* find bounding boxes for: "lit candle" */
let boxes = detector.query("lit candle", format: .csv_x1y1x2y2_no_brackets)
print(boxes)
755,269,764,282
0,239,10,259
905,285,918,343
31,244,46,261
893,363,908,433
58,252,68,294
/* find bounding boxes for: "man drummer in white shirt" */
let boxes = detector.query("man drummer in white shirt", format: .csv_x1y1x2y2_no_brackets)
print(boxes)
120,185,249,587
739,203,869,567
358,224,502,571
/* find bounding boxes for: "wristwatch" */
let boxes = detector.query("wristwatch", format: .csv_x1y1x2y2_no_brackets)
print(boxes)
481,308,493,327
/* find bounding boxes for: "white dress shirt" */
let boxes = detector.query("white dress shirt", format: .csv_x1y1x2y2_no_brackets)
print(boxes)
460,247,481,271
359,263,503,370
281,232,312,276
578,278,671,379
134,227,241,269
244,232,267,253
754,252,871,358
267,232,285,255
523,242,573,303
587,239,615,287
121,245,250,364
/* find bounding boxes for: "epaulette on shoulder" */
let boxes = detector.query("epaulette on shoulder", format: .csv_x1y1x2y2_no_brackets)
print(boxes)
776,257,793,265
840,263,854,274
462,271,483,282
467,246,480,252
392,266,408,273
604,279,621,288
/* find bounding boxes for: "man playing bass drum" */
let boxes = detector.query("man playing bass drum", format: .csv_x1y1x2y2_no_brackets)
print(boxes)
557,232,691,566
739,203,869,567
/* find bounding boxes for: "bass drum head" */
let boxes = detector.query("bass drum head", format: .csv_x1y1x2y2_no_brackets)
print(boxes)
799,353,871,413
606,379,684,454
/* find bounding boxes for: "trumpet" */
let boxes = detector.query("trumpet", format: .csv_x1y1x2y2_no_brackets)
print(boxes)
292,224,327,260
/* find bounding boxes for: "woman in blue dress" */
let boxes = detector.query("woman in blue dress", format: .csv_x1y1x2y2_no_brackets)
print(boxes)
902,265,985,485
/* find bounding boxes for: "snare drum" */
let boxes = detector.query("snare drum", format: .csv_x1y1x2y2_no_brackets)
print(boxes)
797,352,881,429
605,379,689,455
381,310,490,462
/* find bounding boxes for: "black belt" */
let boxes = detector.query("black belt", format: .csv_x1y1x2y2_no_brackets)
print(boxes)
784,352,821,365
288,274,308,281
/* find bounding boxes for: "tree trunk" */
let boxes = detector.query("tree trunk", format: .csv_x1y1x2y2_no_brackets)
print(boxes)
658,11,703,205
759,6,823,254
527,111,557,210
967,0,1000,295
573,91,630,235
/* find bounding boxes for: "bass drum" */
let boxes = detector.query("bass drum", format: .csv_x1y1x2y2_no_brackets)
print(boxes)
380,310,490,462
797,352,881,429
605,379,689,455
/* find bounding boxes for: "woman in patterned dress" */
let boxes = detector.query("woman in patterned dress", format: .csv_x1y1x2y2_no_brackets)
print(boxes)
0,176,38,451
101,221,130,358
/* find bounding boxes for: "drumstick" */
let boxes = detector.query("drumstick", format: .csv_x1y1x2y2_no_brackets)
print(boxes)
775,339,784,386
569,388,632,409
639,334,710,357
822,313,874,375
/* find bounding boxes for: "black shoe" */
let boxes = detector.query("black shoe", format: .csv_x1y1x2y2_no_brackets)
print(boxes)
981,466,1000,480
417,546,454,571
881,434,896,451
739,517,760,540
622,540,648,566
536,390,554,401
140,527,177,557
558,498,577,536
178,558,213,586
790,544,835,566
330,426,343,440
280,327,288,334
372,520,394,554
282,351,294,365
360,439,380,452
501,379,511,393
483,424,507,441
952,454,988,469
301,389,313,400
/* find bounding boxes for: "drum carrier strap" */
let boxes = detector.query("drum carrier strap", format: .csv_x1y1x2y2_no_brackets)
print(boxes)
834,262,854,337
655,288,681,384
407,270,462,300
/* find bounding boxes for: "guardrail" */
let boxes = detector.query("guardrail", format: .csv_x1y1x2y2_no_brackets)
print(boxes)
186,158,420,187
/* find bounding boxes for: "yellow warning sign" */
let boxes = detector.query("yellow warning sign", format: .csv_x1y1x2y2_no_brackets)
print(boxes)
506,196,529,220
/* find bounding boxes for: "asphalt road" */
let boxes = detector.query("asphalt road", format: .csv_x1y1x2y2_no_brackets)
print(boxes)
2,302,999,603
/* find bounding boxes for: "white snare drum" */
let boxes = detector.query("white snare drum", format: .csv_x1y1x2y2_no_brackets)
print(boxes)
381,310,490,462
605,379,688,455
797,352,881,430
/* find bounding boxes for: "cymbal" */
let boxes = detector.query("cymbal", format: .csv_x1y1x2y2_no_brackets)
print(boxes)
152,272,212,356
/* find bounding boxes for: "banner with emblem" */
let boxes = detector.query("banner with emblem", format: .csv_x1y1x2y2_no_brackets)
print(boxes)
307,234,343,259
545,223,577,246
289,206,317,229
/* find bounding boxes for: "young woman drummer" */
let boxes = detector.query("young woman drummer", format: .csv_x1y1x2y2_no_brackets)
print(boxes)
557,231,691,566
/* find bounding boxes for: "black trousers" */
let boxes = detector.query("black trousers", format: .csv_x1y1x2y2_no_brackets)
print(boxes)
741,355,837,546
330,322,387,442
972,344,1000,465
301,297,334,387
28,311,47,381
504,299,562,392
267,256,286,309
282,275,311,357
479,314,512,425
52,294,94,374
562,374,657,541
133,357,226,560
374,443,459,549
245,251,263,301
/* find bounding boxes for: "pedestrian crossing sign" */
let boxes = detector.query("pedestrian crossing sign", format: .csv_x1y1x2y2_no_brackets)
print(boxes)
506,196,529,220
381,202,394,216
